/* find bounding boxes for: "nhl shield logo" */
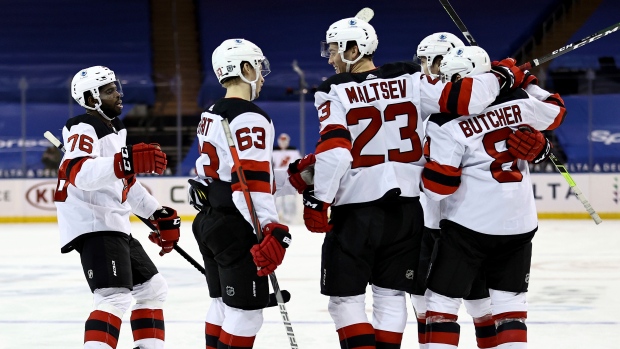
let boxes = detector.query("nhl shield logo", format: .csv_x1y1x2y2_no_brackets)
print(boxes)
226,286,235,297
406,269,414,280
88,270,93,279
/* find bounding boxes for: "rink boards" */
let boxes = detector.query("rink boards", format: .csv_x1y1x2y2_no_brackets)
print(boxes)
0,174,618,223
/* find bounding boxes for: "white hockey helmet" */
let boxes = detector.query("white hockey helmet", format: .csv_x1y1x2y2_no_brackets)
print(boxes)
439,46,491,82
321,17,378,71
416,32,465,77
71,66,123,120
212,39,270,101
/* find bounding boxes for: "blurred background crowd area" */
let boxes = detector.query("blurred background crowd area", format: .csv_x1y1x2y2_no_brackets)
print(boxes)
1,0,619,178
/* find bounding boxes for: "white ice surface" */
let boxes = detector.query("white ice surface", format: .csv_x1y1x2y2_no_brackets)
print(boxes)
0,219,619,348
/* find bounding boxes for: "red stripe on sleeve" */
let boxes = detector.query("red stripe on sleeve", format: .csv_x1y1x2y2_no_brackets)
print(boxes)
439,82,453,114
316,137,352,154
457,78,474,116
319,124,347,136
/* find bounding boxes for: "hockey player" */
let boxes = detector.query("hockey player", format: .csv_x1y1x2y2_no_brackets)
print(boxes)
272,133,302,223
303,15,525,349
191,39,295,349
54,65,181,349
413,33,499,349
421,47,564,349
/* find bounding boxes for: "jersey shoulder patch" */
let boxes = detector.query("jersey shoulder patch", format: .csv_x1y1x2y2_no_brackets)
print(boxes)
65,113,115,139
210,98,271,123
489,88,529,107
428,113,457,127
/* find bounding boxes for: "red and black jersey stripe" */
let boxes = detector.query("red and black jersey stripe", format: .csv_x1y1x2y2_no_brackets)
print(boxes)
316,124,352,154
439,78,474,116
59,157,90,186
422,161,462,196
544,93,567,130
231,160,271,193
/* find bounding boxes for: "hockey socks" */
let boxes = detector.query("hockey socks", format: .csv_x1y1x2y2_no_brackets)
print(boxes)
426,311,460,349
84,310,122,349
205,322,222,349
473,315,498,349
494,312,527,349
337,323,376,349
218,329,255,349
417,315,428,349
130,308,165,348
375,329,403,349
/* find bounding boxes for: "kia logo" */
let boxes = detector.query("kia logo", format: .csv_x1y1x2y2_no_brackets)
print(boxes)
25,181,58,211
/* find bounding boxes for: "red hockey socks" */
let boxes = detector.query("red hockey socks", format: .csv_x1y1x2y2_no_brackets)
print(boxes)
218,329,255,349
337,323,376,349
494,312,527,348
473,316,498,349
205,322,222,349
426,311,460,349
417,315,428,348
130,308,165,347
375,328,403,349
84,310,122,349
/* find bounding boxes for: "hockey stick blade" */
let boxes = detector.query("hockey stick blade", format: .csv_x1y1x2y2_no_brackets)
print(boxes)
267,290,291,307
355,7,374,22
438,0,477,46
43,131,209,274
520,21,620,70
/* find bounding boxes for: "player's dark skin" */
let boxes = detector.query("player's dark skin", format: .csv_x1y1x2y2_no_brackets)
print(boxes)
86,82,123,127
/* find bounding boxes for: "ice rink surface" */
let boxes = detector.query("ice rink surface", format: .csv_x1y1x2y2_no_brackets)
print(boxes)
1,219,619,348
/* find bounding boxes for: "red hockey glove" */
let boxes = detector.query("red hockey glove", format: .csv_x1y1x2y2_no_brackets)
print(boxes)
491,58,525,94
250,223,291,277
507,125,552,164
288,154,316,194
302,188,333,233
114,143,167,179
519,70,538,89
148,206,181,256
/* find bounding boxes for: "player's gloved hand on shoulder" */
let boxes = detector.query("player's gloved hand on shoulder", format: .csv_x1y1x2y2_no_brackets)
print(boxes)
250,223,291,277
114,143,167,179
519,70,538,89
507,125,552,164
148,206,181,256
288,153,315,193
302,188,333,233
491,58,525,94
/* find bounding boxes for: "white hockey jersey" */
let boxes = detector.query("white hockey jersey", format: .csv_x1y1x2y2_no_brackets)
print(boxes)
312,62,501,206
54,114,160,252
195,98,280,229
272,148,301,170
422,88,567,235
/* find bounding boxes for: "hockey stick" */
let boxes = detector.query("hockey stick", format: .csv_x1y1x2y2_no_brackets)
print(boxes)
437,1,603,224
548,153,602,224
221,119,298,349
437,0,478,45
355,7,374,22
519,21,620,70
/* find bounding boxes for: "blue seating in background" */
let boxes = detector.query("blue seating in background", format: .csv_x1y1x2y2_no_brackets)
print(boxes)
0,0,154,104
